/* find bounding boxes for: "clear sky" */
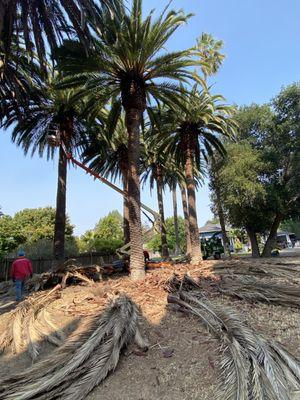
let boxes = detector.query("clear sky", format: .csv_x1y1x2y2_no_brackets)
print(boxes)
1,0,300,235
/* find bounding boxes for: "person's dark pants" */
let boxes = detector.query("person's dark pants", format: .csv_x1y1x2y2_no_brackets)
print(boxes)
15,279,25,301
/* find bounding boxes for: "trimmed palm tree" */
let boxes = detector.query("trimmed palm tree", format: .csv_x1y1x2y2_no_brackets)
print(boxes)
81,114,131,245
1,67,86,261
56,0,196,278
167,85,237,264
141,132,170,259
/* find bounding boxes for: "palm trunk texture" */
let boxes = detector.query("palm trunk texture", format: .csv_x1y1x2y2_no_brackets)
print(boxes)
156,167,169,259
122,171,130,245
185,147,202,264
181,185,192,257
125,107,145,279
53,145,67,261
172,185,180,255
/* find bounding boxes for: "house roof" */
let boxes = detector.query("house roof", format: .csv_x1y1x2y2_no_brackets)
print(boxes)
199,222,231,234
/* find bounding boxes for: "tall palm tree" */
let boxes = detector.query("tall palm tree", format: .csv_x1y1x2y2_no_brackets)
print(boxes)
56,0,196,278
81,114,131,245
1,67,86,261
141,133,171,259
167,85,237,264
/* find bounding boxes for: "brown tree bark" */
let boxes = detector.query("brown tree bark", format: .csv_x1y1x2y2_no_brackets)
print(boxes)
215,185,231,257
180,185,191,257
172,185,180,256
53,144,67,261
156,166,169,259
184,141,202,264
246,228,260,258
121,169,130,245
125,107,145,279
261,214,282,257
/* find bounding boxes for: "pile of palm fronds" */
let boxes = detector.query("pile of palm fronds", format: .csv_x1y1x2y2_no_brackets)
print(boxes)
0,295,147,400
167,275,300,400
214,260,300,283
217,276,300,308
27,260,103,292
0,285,64,360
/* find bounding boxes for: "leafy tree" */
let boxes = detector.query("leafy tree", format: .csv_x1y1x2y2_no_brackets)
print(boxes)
214,142,268,257
79,210,124,253
57,0,197,278
147,217,185,254
235,84,300,256
2,66,86,260
0,207,74,258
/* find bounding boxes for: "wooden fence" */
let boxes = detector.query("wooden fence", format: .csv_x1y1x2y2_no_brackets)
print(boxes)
0,252,118,281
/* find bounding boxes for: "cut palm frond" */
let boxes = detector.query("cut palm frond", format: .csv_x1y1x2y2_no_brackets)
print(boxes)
0,295,147,400
168,290,300,400
0,286,62,360
217,276,300,308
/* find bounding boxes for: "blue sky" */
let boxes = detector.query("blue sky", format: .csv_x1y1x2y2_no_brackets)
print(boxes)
1,0,300,235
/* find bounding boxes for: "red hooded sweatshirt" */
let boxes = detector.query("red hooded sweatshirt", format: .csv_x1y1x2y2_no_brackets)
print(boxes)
11,257,33,280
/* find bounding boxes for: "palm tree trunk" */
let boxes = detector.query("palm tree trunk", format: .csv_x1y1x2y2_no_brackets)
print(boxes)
122,170,130,245
261,214,282,257
125,108,145,280
172,185,180,255
180,185,191,256
156,167,169,259
215,185,231,257
185,145,202,264
53,145,67,261
246,228,260,258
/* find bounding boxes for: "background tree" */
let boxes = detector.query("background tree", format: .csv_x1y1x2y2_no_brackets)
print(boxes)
57,1,196,278
147,216,186,254
167,86,237,264
236,84,300,256
78,210,124,253
209,154,231,256
214,141,271,257
0,207,74,258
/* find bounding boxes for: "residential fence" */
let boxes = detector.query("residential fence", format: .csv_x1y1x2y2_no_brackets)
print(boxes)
0,252,118,281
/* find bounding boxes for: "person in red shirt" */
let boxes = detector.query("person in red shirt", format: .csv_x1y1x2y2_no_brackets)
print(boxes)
11,250,33,301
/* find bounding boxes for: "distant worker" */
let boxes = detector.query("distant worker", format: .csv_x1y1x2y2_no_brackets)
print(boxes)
143,250,150,263
11,250,33,302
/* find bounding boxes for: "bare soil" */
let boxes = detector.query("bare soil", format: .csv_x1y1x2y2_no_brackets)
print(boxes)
0,256,300,399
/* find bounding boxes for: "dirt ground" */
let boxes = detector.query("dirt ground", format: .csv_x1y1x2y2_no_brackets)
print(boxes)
0,256,300,399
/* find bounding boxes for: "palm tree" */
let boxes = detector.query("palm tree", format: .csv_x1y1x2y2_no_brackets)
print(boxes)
56,0,196,278
167,85,237,264
0,0,119,60
1,67,86,261
81,114,131,245
141,132,171,259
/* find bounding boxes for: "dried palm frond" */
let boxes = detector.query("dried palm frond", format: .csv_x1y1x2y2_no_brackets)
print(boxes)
0,295,147,400
217,276,300,308
214,261,300,283
168,290,300,400
0,286,62,359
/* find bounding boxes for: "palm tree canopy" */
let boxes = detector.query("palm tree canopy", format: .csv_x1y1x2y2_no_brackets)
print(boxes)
55,0,197,119
166,84,237,166
1,66,86,158
81,111,129,182
0,0,120,61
